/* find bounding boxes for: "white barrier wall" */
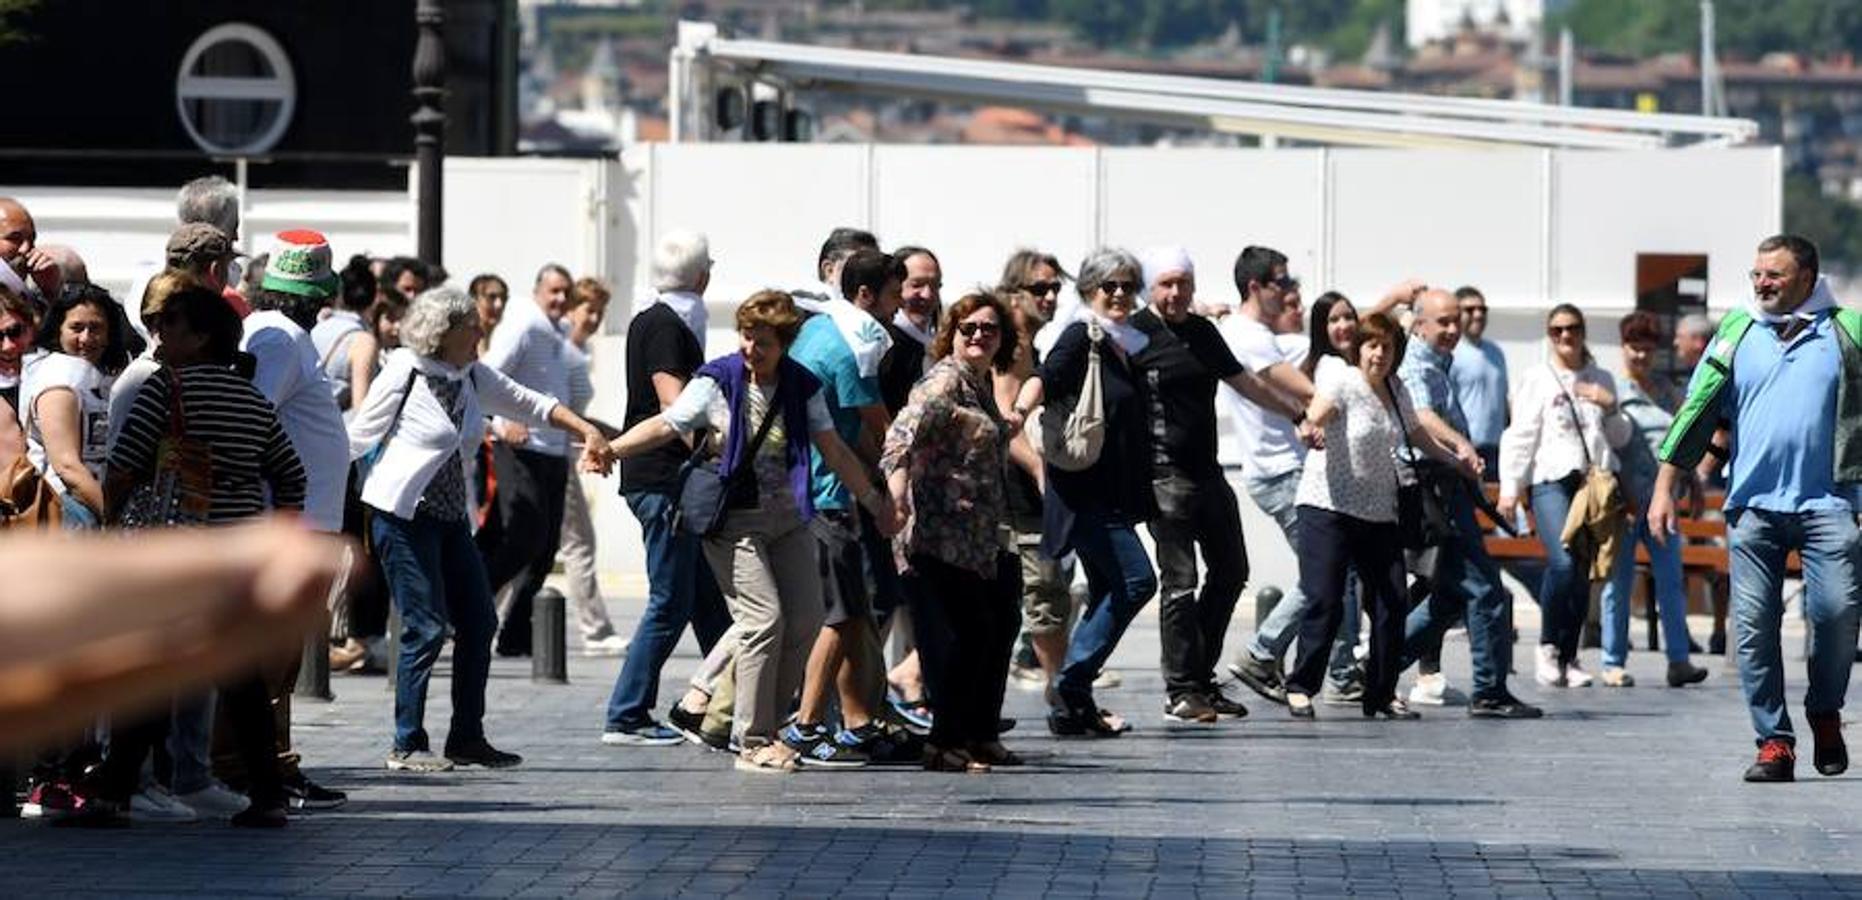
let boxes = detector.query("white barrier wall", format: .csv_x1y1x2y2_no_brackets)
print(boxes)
2,143,1784,593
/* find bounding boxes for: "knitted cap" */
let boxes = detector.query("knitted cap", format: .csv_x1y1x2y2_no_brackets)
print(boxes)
259,229,338,299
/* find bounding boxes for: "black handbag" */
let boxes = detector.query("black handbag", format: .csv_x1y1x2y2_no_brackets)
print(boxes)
672,384,783,537
1386,377,1453,554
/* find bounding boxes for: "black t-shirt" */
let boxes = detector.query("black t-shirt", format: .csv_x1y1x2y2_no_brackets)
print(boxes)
619,303,705,491
1131,308,1244,477
878,322,926,416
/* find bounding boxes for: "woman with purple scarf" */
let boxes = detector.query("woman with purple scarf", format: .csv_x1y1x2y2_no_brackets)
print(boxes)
605,290,898,773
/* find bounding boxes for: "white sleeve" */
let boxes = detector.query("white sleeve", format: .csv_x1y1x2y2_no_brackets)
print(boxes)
1313,357,1347,402
1497,372,1545,501
244,329,298,406
1224,321,1284,374
659,376,721,435
480,316,526,375
804,390,834,433
474,363,559,424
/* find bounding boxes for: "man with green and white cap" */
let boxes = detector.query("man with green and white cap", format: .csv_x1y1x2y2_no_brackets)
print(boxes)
225,228,354,810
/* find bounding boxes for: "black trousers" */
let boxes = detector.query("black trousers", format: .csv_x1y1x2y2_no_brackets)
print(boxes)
476,444,569,649
105,675,280,808
1288,506,1407,713
1148,470,1249,701
905,552,1020,748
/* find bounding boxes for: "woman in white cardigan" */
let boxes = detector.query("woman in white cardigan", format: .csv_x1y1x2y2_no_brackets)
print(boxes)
1496,303,1631,690
349,286,609,774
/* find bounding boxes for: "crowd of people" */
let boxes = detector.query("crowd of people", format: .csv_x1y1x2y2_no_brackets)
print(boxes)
1,171,1855,825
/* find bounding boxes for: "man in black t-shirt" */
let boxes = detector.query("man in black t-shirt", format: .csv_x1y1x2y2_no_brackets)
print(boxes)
1131,247,1303,725
601,231,733,747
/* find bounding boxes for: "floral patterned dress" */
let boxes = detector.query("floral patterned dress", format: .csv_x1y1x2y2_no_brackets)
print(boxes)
880,358,1011,578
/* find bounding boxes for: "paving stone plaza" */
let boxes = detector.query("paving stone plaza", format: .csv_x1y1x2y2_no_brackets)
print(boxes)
3,592,1858,897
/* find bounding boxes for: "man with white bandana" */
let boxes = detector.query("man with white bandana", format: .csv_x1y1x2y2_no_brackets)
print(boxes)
1651,233,1861,783
1128,246,1301,723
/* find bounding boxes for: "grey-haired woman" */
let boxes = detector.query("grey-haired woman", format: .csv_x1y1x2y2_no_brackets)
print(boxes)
348,286,611,773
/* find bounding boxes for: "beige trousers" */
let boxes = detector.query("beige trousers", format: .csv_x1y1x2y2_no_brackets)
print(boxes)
702,504,824,745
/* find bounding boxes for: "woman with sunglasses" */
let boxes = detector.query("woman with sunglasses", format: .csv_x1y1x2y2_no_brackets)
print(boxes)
883,291,1023,771
1497,304,1631,689
1010,248,1157,737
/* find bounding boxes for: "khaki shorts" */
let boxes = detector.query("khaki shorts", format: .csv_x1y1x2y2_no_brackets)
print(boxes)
1014,529,1073,635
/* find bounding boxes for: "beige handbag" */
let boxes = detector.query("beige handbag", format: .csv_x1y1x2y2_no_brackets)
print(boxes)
1028,318,1107,472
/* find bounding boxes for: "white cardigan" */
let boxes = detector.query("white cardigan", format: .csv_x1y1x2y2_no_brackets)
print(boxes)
1497,360,1632,502
348,348,559,519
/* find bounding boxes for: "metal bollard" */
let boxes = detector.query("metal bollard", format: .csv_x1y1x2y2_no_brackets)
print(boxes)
532,587,569,684
297,628,334,701
1254,586,1284,628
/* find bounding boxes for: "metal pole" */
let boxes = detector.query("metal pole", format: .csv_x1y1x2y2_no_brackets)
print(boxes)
1700,1,1717,116
1558,28,1574,107
297,625,334,701
532,588,569,684
412,0,447,267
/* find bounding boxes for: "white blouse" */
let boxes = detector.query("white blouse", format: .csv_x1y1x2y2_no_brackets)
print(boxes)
1498,361,1632,502
1295,362,1416,524
349,348,560,519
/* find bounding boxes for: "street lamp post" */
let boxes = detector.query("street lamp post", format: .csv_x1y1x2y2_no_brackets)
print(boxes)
412,0,446,267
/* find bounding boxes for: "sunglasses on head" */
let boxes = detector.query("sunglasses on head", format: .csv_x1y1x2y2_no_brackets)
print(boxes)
1548,323,1584,337
1099,280,1138,296
0,323,25,341
956,320,1001,338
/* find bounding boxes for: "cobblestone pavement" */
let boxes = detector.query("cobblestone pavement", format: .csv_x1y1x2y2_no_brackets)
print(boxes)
4,598,1859,897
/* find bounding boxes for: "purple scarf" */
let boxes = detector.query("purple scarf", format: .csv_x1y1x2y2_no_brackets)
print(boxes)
695,353,820,522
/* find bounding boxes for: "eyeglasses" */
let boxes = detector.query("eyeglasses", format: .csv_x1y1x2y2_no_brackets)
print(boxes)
0,323,25,342
1025,280,1061,297
1547,324,1585,337
956,321,1001,339
1099,280,1138,296
1461,305,1488,315
1269,275,1299,291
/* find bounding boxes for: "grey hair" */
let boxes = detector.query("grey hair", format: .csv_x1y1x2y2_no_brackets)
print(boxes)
176,176,239,237
535,262,572,288
1075,247,1143,300
652,229,712,293
403,285,478,357
1676,313,1714,339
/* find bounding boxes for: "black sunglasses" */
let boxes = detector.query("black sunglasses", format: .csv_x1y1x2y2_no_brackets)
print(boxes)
1025,280,1061,297
0,323,26,341
1548,323,1585,337
1099,280,1138,296
956,320,1001,338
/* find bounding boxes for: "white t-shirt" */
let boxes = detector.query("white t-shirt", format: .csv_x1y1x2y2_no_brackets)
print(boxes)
1295,362,1416,524
19,352,113,497
1218,313,1304,480
242,311,350,532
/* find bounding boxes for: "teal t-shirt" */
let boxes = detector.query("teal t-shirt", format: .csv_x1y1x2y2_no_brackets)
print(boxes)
788,314,882,510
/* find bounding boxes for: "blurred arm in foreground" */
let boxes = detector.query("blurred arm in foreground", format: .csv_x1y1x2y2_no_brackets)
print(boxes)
0,521,357,754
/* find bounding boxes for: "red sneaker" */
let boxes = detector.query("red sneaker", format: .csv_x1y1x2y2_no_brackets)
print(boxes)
1743,738,1796,783
21,781,82,820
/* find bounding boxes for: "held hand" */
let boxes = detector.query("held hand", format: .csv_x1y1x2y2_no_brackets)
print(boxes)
1647,491,1679,546
578,441,613,476
1296,419,1323,449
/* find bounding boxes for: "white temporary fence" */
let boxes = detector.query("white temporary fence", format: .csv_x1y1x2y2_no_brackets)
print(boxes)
3,142,1783,589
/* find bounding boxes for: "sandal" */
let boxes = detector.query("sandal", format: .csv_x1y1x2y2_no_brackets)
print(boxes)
734,743,798,774
969,741,1024,767
923,745,991,773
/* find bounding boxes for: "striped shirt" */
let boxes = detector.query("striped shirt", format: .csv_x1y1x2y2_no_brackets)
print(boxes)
108,364,308,523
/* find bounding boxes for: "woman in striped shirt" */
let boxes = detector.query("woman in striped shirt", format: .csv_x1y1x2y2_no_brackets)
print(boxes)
96,285,305,828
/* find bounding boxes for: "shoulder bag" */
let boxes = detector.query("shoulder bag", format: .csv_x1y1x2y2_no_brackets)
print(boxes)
117,368,214,529
673,382,783,537
1027,318,1107,472
1385,376,1453,562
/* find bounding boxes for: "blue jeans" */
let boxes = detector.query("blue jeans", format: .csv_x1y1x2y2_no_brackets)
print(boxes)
1727,508,1862,745
605,489,731,731
60,493,98,530
1600,518,1694,666
372,510,498,753
1403,480,1513,700
1055,512,1157,712
1528,475,1587,662
1243,469,1360,686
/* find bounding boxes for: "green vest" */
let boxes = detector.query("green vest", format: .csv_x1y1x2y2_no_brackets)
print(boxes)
1656,306,1862,484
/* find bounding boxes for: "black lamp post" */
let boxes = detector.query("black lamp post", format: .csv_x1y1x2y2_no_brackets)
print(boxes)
412,0,446,266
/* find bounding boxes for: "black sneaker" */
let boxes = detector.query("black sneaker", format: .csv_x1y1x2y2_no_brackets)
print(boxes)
837,722,922,767
1744,738,1796,783
781,724,868,769
1228,654,1287,704
444,738,523,769
1045,707,1126,739
1468,694,1545,719
1364,698,1421,720
1206,688,1250,719
666,705,722,750
282,773,348,810
230,802,288,829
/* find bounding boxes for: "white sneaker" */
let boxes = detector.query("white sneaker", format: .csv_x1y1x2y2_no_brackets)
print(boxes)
129,785,198,823
1092,669,1123,690
581,634,629,657
175,782,251,819
1564,659,1595,688
1534,644,1565,687
1408,672,1448,706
